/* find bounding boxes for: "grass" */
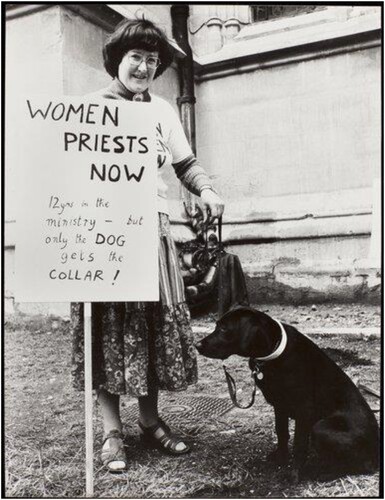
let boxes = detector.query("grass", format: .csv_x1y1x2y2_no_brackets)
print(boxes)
4,307,381,498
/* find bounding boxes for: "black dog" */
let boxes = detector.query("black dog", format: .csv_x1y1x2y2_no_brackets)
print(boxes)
195,306,379,477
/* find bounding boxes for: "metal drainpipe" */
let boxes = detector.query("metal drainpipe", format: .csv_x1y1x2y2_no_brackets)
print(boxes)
171,4,196,154
171,5,197,218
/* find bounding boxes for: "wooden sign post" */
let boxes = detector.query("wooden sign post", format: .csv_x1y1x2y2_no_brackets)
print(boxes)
12,95,159,496
84,302,93,497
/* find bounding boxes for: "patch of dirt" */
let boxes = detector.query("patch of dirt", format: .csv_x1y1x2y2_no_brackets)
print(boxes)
4,304,381,498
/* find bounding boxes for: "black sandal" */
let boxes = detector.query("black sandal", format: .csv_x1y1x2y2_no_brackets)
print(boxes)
138,418,191,455
101,429,127,472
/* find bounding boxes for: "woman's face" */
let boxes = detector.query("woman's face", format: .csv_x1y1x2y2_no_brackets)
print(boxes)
118,49,159,94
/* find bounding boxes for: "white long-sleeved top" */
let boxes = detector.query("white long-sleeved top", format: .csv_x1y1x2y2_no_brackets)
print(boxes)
91,78,214,214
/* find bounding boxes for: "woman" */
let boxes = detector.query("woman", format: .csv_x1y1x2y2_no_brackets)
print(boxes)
71,18,224,472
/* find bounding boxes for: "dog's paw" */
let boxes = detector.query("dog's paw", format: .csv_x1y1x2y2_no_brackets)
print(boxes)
267,448,290,466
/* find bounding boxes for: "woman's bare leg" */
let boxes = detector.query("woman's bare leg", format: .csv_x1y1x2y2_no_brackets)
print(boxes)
138,385,159,427
98,388,126,470
97,388,122,434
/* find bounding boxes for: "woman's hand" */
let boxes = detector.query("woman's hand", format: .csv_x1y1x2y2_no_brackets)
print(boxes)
200,188,225,224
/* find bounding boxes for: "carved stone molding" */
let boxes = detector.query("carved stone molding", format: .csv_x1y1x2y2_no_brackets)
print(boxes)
189,5,250,55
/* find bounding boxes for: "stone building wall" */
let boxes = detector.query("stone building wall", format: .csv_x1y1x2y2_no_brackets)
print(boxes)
182,5,381,303
5,4,381,313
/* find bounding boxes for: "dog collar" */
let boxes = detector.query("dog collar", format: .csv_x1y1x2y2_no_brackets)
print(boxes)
253,319,287,363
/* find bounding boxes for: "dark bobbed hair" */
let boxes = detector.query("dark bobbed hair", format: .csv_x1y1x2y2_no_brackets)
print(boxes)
103,18,174,79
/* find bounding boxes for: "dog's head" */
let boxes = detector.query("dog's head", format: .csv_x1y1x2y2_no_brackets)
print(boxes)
195,305,280,360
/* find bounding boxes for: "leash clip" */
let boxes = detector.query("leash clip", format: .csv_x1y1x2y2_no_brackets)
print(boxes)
252,367,264,381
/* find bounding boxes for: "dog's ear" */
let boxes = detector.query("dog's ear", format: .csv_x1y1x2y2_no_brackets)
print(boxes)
218,304,257,323
228,302,252,312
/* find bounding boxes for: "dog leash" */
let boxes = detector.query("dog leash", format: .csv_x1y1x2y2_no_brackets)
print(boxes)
217,215,225,319
217,215,223,252
217,215,258,409
222,363,260,409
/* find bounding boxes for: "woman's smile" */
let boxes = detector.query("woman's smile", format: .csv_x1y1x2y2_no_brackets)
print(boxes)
132,74,148,83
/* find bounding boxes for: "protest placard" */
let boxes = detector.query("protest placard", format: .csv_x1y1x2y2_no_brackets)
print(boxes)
14,96,159,302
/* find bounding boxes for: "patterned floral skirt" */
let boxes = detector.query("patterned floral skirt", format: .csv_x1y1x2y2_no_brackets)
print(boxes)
71,213,198,397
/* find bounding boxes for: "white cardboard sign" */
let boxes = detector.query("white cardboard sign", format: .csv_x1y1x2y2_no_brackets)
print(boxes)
14,96,159,302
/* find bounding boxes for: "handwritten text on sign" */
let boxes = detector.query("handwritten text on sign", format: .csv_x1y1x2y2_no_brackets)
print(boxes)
15,96,158,302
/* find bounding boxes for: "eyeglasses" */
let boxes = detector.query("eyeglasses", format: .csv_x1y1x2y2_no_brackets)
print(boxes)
127,53,161,69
